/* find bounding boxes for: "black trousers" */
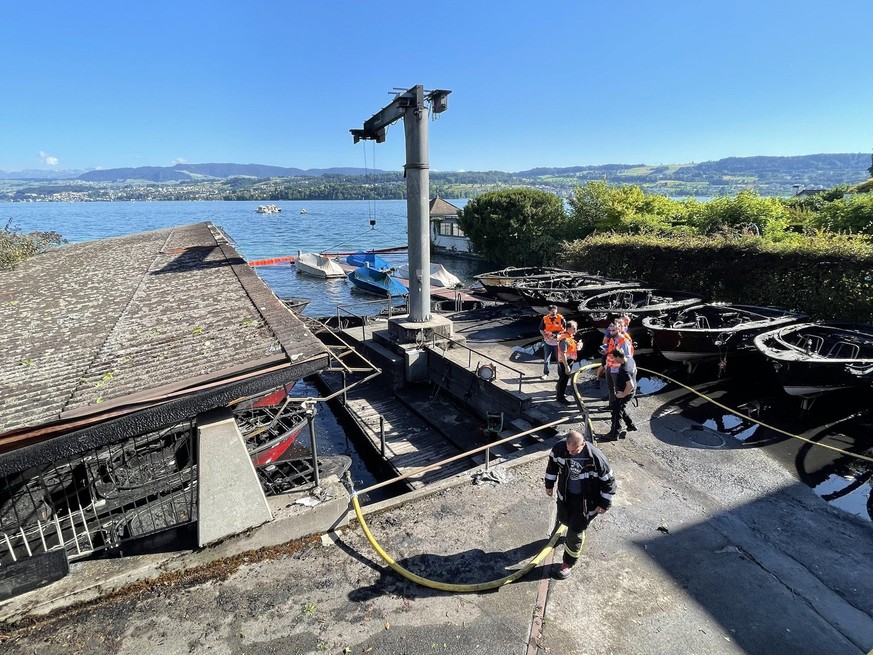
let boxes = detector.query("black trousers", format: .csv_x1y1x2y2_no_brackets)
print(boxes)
556,494,589,566
610,395,635,435
556,359,577,399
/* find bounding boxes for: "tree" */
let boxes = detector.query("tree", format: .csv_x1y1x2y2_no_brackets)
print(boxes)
458,188,567,265
869,149,873,178
566,181,689,238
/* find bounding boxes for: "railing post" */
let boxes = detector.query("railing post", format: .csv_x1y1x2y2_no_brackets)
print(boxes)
379,416,386,457
484,446,490,472
306,403,320,488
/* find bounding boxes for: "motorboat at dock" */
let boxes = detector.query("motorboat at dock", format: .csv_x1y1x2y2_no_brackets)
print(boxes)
753,322,873,399
294,251,346,278
575,288,705,345
346,251,393,271
395,263,462,289
643,304,807,365
347,266,408,297
516,276,641,315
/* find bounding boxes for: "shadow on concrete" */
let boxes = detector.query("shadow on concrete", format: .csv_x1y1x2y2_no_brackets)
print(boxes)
640,403,873,653
342,535,553,601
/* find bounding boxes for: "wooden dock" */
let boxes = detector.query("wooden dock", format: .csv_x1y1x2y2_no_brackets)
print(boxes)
318,373,478,488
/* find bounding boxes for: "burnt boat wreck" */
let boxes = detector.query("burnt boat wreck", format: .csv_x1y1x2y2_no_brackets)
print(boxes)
643,304,807,369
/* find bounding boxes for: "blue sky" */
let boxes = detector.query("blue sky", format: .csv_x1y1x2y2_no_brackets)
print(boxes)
2,1,870,173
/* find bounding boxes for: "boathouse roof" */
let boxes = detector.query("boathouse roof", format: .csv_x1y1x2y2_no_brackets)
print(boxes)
429,197,461,218
0,222,329,460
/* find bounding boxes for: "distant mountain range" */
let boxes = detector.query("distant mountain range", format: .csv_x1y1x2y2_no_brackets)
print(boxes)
1,154,868,184
0,163,382,182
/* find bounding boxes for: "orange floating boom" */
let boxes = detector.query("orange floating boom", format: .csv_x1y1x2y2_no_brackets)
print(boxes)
247,256,295,267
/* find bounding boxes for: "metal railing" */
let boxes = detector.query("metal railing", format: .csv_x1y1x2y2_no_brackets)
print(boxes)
427,335,527,393
1,422,198,566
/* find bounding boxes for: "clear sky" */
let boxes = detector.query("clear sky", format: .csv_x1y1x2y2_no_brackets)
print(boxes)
2,1,870,174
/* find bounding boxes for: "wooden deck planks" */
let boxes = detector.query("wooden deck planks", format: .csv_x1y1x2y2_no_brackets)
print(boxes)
319,374,477,488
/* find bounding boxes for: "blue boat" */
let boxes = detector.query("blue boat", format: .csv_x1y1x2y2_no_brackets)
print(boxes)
347,266,407,297
346,251,392,271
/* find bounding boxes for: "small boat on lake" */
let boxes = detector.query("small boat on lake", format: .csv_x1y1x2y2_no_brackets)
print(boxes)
473,266,577,303
347,266,407,297
753,322,873,399
299,208,308,215
256,204,282,214
295,251,345,278
643,304,807,365
278,296,311,313
346,251,392,271
395,263,462,289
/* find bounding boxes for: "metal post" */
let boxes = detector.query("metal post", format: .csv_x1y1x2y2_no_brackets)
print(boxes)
485,446,491,472
403,87,431,323
306,403,320,488
379,416,386,457
342,371,347,406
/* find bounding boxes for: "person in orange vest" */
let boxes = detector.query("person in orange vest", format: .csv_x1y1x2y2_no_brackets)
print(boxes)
556,321,579,404
539,305,567,380
605,349,637,440
604,320,634,405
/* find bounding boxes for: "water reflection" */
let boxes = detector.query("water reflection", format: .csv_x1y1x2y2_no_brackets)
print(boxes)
651,368,873,522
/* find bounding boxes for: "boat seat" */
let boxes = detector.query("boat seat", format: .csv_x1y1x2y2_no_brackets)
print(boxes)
827,341,860,359
695,316,711,329
792,333,824,354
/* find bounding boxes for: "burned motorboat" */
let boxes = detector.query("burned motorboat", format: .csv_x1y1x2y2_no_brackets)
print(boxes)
516,277,641,315
576,287,704,327
643,304,807,365
473,266,576,303
753,322,873,399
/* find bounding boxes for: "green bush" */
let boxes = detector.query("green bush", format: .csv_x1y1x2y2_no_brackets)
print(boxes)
562,231,873,322
0,219,65,270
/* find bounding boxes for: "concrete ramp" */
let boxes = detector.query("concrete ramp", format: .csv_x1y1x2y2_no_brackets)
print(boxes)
196,409,272,547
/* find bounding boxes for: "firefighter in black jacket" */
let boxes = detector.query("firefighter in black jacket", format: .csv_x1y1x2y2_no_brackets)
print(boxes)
544,430,617,579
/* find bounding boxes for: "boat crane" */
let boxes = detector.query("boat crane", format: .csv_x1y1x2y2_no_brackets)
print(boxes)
351,85,451,324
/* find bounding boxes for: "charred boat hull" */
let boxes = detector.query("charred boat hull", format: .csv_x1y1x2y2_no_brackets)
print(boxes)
644,304,806,364
753,322,873,397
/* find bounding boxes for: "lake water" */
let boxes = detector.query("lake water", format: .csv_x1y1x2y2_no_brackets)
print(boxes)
6,199,489,315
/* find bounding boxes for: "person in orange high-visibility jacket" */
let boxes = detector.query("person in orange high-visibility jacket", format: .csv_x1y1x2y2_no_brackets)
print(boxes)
539,305,566,379
604,320,634,404
555,321,579,404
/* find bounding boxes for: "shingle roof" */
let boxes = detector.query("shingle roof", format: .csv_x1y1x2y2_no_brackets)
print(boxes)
0,222,328,446
429,197,461,218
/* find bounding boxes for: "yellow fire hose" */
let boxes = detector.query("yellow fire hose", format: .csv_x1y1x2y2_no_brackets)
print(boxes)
350,492,568,592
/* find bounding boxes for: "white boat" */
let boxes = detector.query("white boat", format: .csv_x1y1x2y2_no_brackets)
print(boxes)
299,208,308,215
294,251,345,278
395,263,462,289
256,204,282,214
